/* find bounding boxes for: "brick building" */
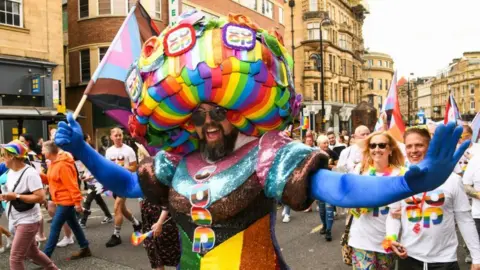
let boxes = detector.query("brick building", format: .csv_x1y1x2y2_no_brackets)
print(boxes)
65,0,168,145
0,0,64,142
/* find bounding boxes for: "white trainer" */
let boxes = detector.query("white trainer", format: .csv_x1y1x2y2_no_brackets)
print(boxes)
57,236,74,247
282,214,291,223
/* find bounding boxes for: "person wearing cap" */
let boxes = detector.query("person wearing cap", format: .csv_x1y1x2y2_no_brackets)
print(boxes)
0,140,58,270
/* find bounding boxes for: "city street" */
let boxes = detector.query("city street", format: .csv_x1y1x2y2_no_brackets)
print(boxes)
0,197,470,269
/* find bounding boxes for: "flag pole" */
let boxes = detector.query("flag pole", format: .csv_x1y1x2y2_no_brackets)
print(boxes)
73,80,94,120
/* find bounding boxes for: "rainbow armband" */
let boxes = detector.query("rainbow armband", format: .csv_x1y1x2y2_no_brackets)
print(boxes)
382,234,398,253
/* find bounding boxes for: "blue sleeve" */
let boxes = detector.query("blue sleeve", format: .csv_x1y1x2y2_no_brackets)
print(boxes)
310,169,413,208
74,142,143,198
0,163,7,176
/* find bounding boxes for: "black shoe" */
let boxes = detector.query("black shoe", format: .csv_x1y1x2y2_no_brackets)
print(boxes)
105,235,122,248
325,230,332,242
319,227,326,235
133,222,142,232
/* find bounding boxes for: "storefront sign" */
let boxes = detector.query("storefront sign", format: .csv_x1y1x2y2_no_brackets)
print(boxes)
32,75,40,94
169,0,179,26
52,80,60,106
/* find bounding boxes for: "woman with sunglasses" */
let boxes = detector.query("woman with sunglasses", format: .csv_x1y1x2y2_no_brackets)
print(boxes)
53,12,468,269
349,131,406,269
386,127,480,270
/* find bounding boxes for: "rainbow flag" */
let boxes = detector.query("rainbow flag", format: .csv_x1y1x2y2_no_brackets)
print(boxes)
375,71,406,142
444,93,462,125
471,112,480,143
301,116,309,130
85,2,160,130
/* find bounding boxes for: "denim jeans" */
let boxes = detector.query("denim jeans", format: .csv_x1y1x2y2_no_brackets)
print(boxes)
282,205,291,216
43,205,89,257
318,201,334,231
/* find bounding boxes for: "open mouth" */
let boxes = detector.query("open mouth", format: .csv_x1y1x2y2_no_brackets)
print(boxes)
205,127,222,141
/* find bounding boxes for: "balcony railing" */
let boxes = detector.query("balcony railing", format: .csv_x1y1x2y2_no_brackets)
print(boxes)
303,11,328,21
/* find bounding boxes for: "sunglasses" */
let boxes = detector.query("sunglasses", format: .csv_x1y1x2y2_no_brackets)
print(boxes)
191,107,227,126
369,143,388,149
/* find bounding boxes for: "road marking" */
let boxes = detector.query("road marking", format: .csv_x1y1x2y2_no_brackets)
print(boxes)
310,224,323,234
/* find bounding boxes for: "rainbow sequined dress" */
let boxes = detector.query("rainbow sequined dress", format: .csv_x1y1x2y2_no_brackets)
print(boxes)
138,131,327,270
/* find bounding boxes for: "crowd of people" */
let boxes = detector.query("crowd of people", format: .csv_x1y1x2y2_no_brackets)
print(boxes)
0,120,476,270
284,122,480,270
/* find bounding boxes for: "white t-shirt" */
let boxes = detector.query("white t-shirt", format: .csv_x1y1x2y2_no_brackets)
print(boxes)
390,174,470,263
105,144,137,169
348,166,404,253
337,144,363,173
463,153,480,218
454,146,475,175
5,166,43,227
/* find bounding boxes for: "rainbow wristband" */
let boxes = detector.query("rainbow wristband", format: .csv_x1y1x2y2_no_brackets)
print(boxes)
382,234,398,253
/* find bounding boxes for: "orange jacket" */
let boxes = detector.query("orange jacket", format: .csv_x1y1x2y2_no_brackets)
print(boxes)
41,152,82,207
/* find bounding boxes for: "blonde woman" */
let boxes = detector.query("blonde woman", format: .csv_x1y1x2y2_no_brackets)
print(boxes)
349,131,405,269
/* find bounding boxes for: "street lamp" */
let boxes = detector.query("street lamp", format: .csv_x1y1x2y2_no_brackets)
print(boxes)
310,14,332,132
407,72,414,126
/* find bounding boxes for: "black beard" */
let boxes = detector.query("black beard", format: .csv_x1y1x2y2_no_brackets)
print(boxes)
199,123,238,162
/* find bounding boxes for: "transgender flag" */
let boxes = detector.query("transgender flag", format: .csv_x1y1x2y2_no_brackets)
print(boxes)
375,71,406,142
84,2,160,128
444,93,462,125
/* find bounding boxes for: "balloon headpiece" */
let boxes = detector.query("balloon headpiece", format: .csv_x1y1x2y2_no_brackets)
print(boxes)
126,10,300,155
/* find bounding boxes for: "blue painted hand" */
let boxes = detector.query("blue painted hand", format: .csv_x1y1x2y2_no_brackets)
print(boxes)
405,122,469,193
54,112,86,155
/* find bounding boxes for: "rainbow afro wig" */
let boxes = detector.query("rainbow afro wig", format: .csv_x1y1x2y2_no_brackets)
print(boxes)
126,10,301,155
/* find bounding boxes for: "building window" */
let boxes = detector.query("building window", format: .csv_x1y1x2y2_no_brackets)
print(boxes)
80,49,91,83
99,47,108,61
353,65,357,79
278,6,283,24
368,78,373,90
313,83,319,100
98,0,111,15
0,0,23,27
79,0,89,18
368,59,373,67
155,0,162,19
334,84,338,102
385,79,389,90
471,84,475,95
261,0,273,19
341,59,346,76
239,0,257,11
471,98,475,110
307,22,320,40
62,7,68,32
378,60,383,67
378,79,382,90
309,0,318,11
127,0,136,11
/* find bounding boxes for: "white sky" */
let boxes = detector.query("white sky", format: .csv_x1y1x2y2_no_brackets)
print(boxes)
363,0,480,78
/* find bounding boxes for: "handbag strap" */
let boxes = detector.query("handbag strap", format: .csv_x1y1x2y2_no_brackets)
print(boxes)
7,167,30,217
341,214,354,246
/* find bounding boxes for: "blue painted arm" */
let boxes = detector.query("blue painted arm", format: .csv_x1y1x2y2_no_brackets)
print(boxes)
54,114,143,198
310,123,469,208
311,170,411,208
0,163,7,177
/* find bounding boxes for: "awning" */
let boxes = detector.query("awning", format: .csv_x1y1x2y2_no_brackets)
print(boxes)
339,107,354,121
0,106,83,121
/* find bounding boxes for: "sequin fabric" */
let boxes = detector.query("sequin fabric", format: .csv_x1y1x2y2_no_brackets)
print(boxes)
256,131,292,185
172,145,259,206
264,141,314,200
138,157,169,206
154,150,181,186
282,151,329,211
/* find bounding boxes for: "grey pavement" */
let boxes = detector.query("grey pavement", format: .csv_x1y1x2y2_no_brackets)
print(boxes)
0,198,470,269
